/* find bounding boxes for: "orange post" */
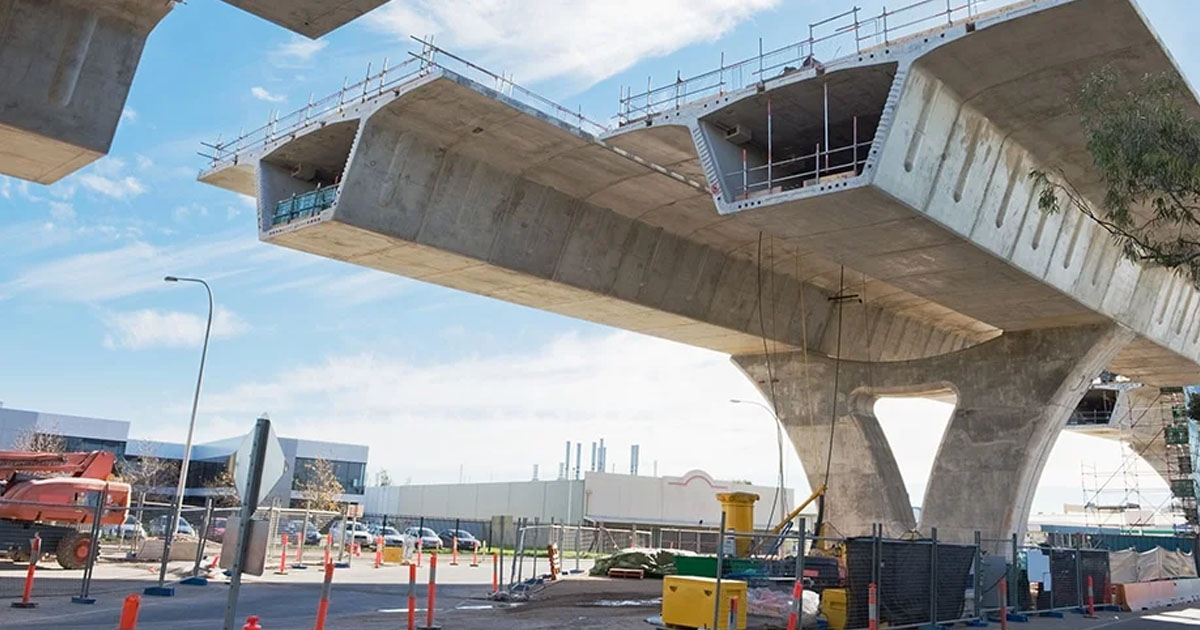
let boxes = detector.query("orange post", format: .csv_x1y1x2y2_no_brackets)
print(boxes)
728,595,738,630
868,582,878,630
424,552,438,629
374,536,384,568
416,538,423,568
324,532,332,566
118,594,141,630
11,534,40,609
471,540,479,567
786,579,801,630
314,562,334,630
1000,578,1008,630
276,533,289,575
451,536,458,566
407,563,417,630
243,615,261,630
492,552,499,593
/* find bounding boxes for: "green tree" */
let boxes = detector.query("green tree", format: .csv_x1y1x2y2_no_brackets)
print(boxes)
1033,68,1200,284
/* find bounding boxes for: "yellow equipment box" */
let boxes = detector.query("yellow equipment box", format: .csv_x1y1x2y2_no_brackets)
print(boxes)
821,588,848,630
662,575,748,630
382,547,405,564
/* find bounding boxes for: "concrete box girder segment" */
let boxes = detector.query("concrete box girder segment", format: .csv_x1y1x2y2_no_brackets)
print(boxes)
218,0,388,39
0,0,382,185
0,0,171,184
199,71,985,363
632,0,1200,386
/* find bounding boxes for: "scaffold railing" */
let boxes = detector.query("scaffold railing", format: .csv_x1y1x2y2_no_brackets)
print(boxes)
202,39,610,170
618,0,1016,124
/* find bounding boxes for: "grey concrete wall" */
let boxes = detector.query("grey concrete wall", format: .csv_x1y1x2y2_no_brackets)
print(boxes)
736,324,1133,544
0,0,170,183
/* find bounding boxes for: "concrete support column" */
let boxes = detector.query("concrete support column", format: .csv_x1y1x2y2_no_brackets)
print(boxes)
735,324,1133,544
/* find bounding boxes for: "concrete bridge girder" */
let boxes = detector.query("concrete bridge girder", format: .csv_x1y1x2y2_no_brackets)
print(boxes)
0,0,385,184
735,324,1135,544
230,73,982,362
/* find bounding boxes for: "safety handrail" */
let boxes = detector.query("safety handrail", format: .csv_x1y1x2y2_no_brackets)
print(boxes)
619,0,1017,124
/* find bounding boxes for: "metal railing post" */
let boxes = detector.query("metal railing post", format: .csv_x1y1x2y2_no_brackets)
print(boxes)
1010,533,1019,609
192,498,214,578
973,531,983,620
1075,540,1084,609
929,527,939,625
713,512,727,630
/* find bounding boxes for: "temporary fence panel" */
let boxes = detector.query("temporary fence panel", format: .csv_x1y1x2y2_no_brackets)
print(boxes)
844,535,978,629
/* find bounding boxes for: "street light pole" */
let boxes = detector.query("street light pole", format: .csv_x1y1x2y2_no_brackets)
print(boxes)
731,398,788,524
148,276,213,596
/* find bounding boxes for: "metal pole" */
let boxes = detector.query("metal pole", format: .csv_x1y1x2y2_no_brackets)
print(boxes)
713,511,727,630
974,531,983,620
1075,539,1084,609
574,523,581,572
1010,533,1019,609
823,82,830,171
131,491,145,557
793,518,807,627
853,116,859,172
222,416,271,630
930,527,939,625
498,518,506,591
337,507,349,564
192,498,214,577
767,97,773,191
157,276,213,592
295,502,310,568
74,487,106,603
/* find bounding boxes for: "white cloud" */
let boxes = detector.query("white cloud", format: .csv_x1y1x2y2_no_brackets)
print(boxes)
48,201,75,222
271,37,328,64
366,0,779,88
250,86,286,103
318,269,410,305
103,306,250,350
1,236,259,303
190,331,796,487
172,202,209,222
121,107,137,123
76,158,147,200
0,177,11,199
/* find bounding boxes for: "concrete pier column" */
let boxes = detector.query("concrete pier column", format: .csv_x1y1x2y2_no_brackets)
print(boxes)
735,324,1133,543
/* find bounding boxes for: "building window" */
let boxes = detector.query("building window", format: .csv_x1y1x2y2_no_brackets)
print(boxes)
292,457,365,495
58,435,126,457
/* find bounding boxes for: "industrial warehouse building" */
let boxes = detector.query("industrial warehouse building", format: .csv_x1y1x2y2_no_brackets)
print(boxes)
0,405,369,506
363,469,797,532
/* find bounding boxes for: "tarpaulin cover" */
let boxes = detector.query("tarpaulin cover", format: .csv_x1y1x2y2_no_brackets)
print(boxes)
588,548,693,578
1110,547,1198,583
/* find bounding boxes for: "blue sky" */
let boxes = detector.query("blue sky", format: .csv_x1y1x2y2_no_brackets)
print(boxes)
1,0,1195,515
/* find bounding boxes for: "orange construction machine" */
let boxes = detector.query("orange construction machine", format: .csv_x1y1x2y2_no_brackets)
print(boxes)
0,450,131,568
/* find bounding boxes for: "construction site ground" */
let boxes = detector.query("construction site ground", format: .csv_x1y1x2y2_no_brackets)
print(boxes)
4,554,1200,629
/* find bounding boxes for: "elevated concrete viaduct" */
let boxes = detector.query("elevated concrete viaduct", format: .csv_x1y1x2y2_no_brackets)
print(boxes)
0,0,386,184
198,0,1200,543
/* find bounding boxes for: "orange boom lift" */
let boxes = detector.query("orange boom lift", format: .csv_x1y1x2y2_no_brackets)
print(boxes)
0,450,131,568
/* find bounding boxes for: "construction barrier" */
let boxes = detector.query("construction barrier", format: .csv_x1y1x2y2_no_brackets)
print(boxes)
275,534,288,575
1116,578,1200,611
11,534,40,609
374,536,384,569
421,552,439,630
407,564,417,630
314,563,334,630
118,594,141,630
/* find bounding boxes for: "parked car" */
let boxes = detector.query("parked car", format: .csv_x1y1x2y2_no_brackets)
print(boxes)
437,529,479,550
208,517,227,543
377,526,405,547
327,521,372,548
103,514,146,540
404,527,442,550
148,515,196,538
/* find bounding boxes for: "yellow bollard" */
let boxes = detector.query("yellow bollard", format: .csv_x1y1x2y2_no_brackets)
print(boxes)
715,492,759,557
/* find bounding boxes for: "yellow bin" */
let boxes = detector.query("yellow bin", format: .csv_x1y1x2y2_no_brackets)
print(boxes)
821,588,848,630
662,575,748,630
716,492,759,556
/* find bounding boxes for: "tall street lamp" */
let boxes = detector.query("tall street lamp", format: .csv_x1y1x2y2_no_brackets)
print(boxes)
731,398,788,523
149,275,213,596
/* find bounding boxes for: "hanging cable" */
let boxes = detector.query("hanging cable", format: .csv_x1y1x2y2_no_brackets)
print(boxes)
823,266,846,488
755,232,784,530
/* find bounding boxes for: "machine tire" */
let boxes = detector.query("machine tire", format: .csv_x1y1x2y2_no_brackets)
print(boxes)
56,532,93,570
